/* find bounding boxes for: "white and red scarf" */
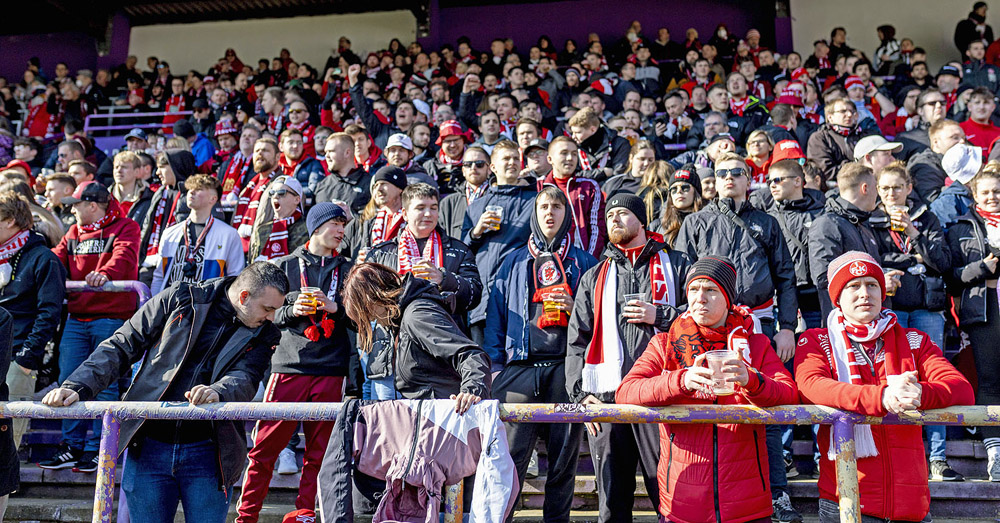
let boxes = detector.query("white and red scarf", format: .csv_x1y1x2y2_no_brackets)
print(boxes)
729,96,750,117
824,308,914,459
438,148,463,167
235,170,277,240
977,205,1000,248
267,112,286,135
220,151,251,200
465,182,488,205
528,233,573,328
0,229,30,288
79,200,123,233
357,141,383,173
145,190,180,258
261,209,302,260
397,228,444,275
370,207,405,246
582,241,676,393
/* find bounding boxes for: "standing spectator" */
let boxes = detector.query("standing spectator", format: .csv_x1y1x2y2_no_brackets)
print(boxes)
955,2,994,57
43,262,286,523
933,143,983,229
384,133,430,181
315,133,371,215
277,129,324,205
0,307,18,520
566,193,690,523
237,204,351,523
439,146,491,239
537,136,607,257
485,187,598,523
151,175,244,295
347,65,406,149
959,87,1000,155
139,150,196,285
796,252,974,522
616,256,799,523
43,173,76,230
217,125,260,207
286,100,316,159
0,191,65,447
657,164,705,246
946,165,1000,481
262,87,287,136
173,120,216,168
873,25,901,75
908,120,966,203
249,176,307,262
855,135,903,177
807,98,875,182
341,165,407,261
111,151,153,224
568,107,631,176
897,89,947,159
235,137,282,251
43,182,140,472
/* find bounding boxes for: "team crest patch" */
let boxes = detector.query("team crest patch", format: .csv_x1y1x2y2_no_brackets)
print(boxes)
849,261,868,276
538,260,560,286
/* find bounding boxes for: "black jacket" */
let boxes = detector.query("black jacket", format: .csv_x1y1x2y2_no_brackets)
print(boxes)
62,278,281,489
422,156,463,195
807,124,876,183
392,275,492,399
271,246,353,376
0,308,19,497
946,211,999,326
725,99,770,145
906,149,947,204
870,203,951,311
752,188,826,291
0,232,66,370
438,183,472,240
314,167,373,216
350,82,399,150
565,237,690,403
578,126,631,177
675,198,799,330
122,186,155,229
808,197,882,320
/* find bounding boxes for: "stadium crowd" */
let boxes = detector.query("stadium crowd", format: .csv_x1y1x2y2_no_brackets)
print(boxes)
0,4,996,523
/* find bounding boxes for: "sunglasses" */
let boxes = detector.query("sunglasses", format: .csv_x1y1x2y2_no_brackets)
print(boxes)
268,189,296,197
922,99,946,107
288,109,307,114
768,175,796,185
463,160,487,168
669,184,692,195
715,168,747,179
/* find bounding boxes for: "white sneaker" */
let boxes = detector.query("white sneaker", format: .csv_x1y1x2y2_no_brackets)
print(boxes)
988,447,1000,482
526,449,539,478
277,448,299,475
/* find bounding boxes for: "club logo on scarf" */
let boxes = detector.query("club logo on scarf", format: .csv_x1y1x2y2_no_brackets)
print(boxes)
538,260,560,286
849,261,868,276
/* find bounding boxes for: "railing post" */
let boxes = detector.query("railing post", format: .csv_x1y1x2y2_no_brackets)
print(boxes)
832,416,860,523
443,481,464,523
93,410,120,523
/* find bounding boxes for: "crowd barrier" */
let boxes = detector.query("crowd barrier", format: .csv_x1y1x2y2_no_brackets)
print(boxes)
0,402,996,523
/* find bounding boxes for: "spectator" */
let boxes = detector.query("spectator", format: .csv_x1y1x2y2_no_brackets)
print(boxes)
235,137,282,251
44,182,140,472
439,146,490,239
946,164,1000,480
314,132,371,215
745,129,774,185
67,159,97,186
384,133,430,182
602,140,656,197
111,151,154,224
341,165,406,261
43,262,286,523
657,163,704,245
959,87,1000,155
261,87,287,135
796,251,974,521
963,40,1000,94
908,120,965,203
897,89,948,159
151,175,244,295
286,100,316,159
43,173,76,230
217,125,260,207
568,107,631,177
139,150,196,285
237,204,352,523
0,307,17,519
249,175,307,262
617,256,798,523
0,191,65,447
423,120,469,193
537,137,607,257
807,98,875,182
173,119,216,167
277,128,324,204
485,187,598,522
933,143,983,229
873,25,901,75
854,135,903,176
955,2,994,57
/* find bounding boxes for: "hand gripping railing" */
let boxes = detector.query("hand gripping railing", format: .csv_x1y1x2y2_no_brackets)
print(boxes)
65,281,152,306
1,402,997,523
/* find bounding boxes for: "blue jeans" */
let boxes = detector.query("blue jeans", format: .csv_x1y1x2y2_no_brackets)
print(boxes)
122,438,233,523
357,344,397,400
893,310,948,462
59,317,123,451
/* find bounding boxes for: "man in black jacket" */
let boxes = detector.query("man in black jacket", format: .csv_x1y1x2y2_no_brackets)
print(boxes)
567,107,631,177
896,89,948,161
42,263,286,523
237,204,352,523
0,308,19,519
807,98,877,183
908,119,966,203
0,192,66,447
438,146,490,239
314,132,372,215
566,194,689,523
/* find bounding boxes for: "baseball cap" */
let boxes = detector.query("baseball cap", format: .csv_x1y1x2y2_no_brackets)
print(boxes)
771,140,806,164
524,138,550,155
853,135,902,161
271,175,303,197
708,133,735,146
124,128,148,142
936,65,961,78
192,98,209,109
385,133,413,152
62,181,111,205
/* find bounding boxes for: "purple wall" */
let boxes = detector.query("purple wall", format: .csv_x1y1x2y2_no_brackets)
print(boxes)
422,0,777,54
0,32,98,83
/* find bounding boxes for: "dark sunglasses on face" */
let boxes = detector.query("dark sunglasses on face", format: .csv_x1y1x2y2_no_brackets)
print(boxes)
768,175,796,185
715,168,747,179
463,160,487,168
669,184,692,195
268,189,295,197
288,109,307,114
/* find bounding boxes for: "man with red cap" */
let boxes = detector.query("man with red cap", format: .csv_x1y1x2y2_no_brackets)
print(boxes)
423,120,469,193
617,255,798,523
795,251,974,523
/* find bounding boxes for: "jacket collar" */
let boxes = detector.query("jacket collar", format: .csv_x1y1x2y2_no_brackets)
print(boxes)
605,235,668,268
827,196,871,224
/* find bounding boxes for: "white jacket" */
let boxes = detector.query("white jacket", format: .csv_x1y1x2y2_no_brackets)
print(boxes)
151,218,246,295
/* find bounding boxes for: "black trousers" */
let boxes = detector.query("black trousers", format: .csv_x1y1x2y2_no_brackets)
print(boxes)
964,292,1000,441
493,362,582,523
587,419,660,522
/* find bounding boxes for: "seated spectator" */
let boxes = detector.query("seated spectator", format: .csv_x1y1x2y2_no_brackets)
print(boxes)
807,98,876,182
796,251,974,521
617,256,798,523
568,107,631,177
908,120,965,203
250,175,307,262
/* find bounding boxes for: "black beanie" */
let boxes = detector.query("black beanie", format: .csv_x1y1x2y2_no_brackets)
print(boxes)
371,165,407,191
685,256,739,309
606,193,647,227
671,163,703,198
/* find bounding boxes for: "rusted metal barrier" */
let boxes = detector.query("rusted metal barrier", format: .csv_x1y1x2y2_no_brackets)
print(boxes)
1,402,998,523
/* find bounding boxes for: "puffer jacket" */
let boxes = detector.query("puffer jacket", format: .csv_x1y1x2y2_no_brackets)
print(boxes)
869,203,951,311
577,126,631,176
946,210,999,326
795,326,974,521
930,180,974,231
422,156,463,195
808,197,881,319
616,319,798,523
725,97,770,145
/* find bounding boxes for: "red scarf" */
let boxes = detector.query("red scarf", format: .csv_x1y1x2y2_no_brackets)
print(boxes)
944,91,958,113
220,151,251,200
371,207,405,246
977,205,1000,229
262,209,302,260
234,170,277,242
818,56,831,69
397,228,444,274
299,252,338,342
528,233,572,328
267,112,286,135
667,307,758,373
358,141,383,172
79,200,123,233
729,96,750,117
438,148,463,167
145,190,181,257
830,123,854,137
0,229,29,265
465,182,488,205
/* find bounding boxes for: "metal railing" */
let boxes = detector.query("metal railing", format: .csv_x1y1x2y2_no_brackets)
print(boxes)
83,110,194,134
2,401,997,523
66,280,152,306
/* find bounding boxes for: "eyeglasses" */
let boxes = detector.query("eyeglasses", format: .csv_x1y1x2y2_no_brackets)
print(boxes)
922,99,946,107
268,189,296,197
878,184,907,192
768,175,797,185
669,184,692,195
832,108,857,115
462,160,487,168
715,168,747,179
288,109,307,114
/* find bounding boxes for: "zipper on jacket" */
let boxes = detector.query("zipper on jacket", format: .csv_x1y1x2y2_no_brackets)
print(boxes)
402,400,424,477
753,430,766,492
713,425,721,522
665,432,675,493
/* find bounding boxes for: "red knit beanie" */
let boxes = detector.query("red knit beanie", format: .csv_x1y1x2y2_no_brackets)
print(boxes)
282,509,315,523
826,251,885,307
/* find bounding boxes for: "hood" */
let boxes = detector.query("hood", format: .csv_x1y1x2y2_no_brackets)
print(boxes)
187,275,235,306
826,196,871,224
580,126,610,154
529,191,572,252
398,273,447,311
776,188,826,211
165,149,196,186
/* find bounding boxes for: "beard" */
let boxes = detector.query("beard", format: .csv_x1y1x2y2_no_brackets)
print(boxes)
608,223,640,246
253,158,274,173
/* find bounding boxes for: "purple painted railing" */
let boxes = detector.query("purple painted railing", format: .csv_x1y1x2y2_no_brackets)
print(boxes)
65,280,152,307
1,401,997,523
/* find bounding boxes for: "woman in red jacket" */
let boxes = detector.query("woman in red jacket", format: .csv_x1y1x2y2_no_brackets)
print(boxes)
617,256,798,523
795,251,975,523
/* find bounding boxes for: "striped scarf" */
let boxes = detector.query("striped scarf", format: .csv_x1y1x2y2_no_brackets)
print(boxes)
397,228,443,275
145,189,180,257
261,209,302,260
220,151,251,201
234,170,277,239
465,182,488,205
370,207,405,246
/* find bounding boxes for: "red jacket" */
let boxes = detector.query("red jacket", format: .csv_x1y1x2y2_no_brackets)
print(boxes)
960,119,1000,157
794,326,975,521
537,173,606,257
616,328,798,523
52,215,141,319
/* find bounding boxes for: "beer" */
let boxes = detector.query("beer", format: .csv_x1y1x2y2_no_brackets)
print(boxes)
484,205,504,231
889,205,907,232
300,286,321,314
705,350,736,396
543,295,561,322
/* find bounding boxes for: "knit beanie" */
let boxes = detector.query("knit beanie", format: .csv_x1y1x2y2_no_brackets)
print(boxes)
685,256,739,309
282,509,316,523
606,193,647,227
371,165,407,191
307,202,348,236
671,163,703,197
827,251,885,307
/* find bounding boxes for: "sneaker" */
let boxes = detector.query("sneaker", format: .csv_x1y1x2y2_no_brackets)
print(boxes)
988,448,1000,482
784,456,799,479
525,449,539,479
929,460,964,482
38,445,81,470
277,448,298,475
771,491,803,523
73,451,99,473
